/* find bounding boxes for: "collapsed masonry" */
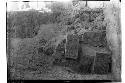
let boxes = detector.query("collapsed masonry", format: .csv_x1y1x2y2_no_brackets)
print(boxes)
53,8,112,75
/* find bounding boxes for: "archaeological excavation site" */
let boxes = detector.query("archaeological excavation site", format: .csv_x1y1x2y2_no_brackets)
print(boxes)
7,0,121,81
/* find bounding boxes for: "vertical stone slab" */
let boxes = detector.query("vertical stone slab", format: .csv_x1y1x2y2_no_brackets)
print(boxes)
93,53,112,74
65,34,79,59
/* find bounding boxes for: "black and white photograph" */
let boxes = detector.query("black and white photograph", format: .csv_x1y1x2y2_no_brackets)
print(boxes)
5,0,122,82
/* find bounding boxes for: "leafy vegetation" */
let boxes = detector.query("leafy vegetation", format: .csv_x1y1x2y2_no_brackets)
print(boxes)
7,10,61,38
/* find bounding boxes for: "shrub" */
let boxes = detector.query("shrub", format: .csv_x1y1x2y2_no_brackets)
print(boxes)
7,10,61,38
11,36,55,73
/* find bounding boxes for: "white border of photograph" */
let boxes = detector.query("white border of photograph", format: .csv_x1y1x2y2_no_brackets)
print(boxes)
0,0,123,83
